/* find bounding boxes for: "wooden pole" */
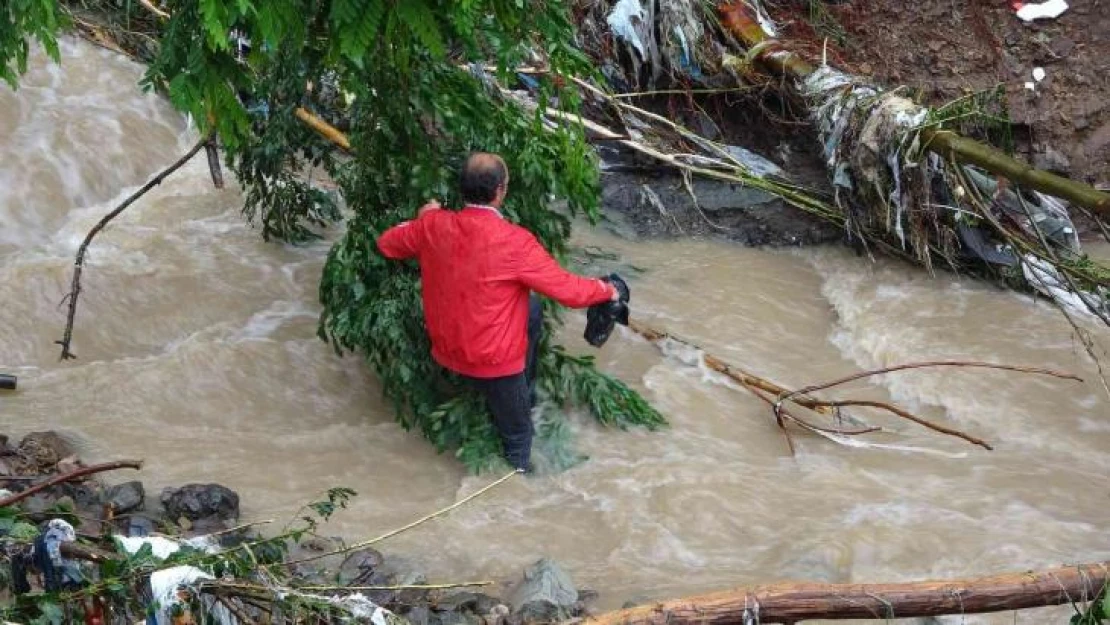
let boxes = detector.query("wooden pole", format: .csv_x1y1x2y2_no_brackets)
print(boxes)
716,2,1110,218
584,561,1110,624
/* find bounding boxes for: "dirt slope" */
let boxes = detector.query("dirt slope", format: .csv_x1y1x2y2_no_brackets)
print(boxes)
769,0,1110,187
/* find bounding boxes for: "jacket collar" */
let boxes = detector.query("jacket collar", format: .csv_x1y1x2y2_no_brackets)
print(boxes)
464,204,503,219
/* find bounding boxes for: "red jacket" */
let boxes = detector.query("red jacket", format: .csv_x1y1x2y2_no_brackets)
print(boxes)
377,205,614,378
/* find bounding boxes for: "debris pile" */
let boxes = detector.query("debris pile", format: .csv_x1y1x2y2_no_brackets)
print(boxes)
0,431,599,624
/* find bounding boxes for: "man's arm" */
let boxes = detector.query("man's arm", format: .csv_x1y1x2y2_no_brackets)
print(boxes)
515,233,617,308
376,201,439,259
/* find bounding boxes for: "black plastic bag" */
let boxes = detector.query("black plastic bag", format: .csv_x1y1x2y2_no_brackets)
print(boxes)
584,273,630,347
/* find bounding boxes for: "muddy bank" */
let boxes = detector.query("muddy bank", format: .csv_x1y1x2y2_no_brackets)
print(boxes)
0,429,600,624
779,0,1110,187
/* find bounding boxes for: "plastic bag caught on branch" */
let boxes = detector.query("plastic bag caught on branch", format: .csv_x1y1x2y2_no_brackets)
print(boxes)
583,0,721,89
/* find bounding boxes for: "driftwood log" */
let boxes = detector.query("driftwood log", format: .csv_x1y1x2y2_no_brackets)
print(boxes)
583,561,1110,624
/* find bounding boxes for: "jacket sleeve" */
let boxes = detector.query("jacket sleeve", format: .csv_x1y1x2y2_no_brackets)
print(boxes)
515,232,614,308
377,219,424,260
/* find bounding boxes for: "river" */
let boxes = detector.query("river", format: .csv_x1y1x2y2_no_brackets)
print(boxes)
2,38,1108,624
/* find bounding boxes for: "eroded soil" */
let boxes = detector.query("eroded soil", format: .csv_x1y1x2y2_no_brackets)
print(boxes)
770,0,1110,186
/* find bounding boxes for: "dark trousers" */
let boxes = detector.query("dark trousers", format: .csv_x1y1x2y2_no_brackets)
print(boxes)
464,296,542,470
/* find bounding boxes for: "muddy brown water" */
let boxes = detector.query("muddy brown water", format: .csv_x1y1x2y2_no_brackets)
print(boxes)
2,39,1109,624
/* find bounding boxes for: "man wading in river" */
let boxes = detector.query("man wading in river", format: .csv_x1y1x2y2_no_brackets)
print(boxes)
377,153,622,473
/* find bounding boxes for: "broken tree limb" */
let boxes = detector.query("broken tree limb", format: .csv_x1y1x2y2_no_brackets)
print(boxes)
625,319,1020,451
0,460,143,507
716,1,1110,218
295,107,351,152
55,135,210,360
582,560,1110,624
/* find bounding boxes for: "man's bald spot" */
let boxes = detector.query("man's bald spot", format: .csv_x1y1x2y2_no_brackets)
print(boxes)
460,152,509,204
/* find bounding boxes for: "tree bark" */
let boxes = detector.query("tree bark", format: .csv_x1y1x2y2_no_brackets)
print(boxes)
585,561,1110,624
716,2,1110,218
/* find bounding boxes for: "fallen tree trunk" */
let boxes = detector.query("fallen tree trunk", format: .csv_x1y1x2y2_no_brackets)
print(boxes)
584,561,1110,624
716,2,1109,218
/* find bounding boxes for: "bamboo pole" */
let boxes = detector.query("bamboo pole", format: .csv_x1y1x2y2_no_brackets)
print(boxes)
295,107,351,152
584,561,1110,624
716,2,1110,218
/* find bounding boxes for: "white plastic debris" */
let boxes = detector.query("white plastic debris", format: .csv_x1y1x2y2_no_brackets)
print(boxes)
724,146,785,178
115,534,220,559
1032,67,1046,82
1025,81,1037,90
148,566,235,625
607,0,648,60
1015,0,1069,21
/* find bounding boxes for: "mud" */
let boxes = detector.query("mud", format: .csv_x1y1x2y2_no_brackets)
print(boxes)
775,0,1110,187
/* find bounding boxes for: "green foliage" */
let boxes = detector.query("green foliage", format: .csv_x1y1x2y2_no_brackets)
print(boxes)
1072,585,1110,624
0,0,67,88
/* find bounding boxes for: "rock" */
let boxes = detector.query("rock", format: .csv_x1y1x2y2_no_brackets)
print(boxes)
394,571,431,607
507,558,578,622
60,480,103,510
160,483,239,523
107,481,145,514
486,604,510,625
338,547,385,585
577,588,600,605
1033,145,1071,174
439,592,500,616
56,454,82,475
437,611,472,625
403,606,432,625
22,493,59,520
127,515,156,537
17,432,74,468
600,171,842,246
300,536,336,552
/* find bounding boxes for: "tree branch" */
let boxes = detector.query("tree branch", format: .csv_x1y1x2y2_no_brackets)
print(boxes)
0,460,143,507
55,135,210,360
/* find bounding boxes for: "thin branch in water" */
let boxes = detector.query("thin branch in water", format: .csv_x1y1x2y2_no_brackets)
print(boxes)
790,360,1082,398
816,399,993,450
55,135,210,360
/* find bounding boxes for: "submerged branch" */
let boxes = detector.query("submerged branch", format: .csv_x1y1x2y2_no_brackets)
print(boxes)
626,319,1003,451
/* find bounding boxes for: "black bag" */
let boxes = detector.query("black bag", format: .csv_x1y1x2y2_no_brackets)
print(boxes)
584,273,630,347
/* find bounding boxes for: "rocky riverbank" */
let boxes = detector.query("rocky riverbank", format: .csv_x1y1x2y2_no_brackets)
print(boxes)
0,430,602,624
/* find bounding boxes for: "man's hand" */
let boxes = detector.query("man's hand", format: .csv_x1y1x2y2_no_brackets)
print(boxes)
418,199,442,217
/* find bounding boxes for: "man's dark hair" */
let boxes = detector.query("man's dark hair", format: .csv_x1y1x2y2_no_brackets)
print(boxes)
459,153,508,204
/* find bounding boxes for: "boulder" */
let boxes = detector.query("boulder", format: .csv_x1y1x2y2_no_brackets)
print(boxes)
506,558,578,623
403,605,432,625
107,481,145,514
160,483,240,523
126,514,157,537
338,547,385,585
438,592,500,616
17,432,74,469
